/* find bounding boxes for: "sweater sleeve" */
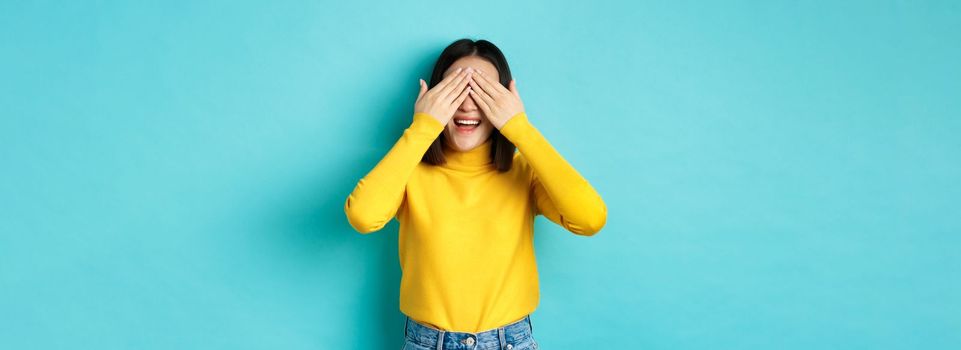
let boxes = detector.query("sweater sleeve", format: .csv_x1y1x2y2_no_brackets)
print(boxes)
344,112,445,234
499,112,607,236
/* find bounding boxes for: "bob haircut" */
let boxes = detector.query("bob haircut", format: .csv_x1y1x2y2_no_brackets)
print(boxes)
421,38,516,172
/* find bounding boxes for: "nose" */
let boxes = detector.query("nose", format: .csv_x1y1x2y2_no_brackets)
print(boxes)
458,94,479,112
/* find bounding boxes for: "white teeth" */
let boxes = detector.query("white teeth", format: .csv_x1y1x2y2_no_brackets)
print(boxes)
455,119,480,126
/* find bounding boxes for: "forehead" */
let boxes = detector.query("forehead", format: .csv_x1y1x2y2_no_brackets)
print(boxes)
443,56,498,79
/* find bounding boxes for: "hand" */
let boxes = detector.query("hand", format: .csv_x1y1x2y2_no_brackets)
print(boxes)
467,69,525,129
414,67,473,125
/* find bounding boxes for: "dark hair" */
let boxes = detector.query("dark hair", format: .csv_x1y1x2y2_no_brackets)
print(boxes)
421,38,516,172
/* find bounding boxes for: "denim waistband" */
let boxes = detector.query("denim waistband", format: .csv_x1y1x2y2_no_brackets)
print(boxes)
404,315,534,350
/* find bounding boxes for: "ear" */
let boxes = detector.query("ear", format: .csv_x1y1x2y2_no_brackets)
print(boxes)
509,79,519,97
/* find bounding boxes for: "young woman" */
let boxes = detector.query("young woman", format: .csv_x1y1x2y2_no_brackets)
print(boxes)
344,38,607,350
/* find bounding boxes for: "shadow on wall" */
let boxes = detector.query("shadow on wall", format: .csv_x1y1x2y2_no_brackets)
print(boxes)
266,47,439,349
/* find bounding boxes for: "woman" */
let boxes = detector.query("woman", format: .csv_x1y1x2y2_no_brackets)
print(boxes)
344,38,607,350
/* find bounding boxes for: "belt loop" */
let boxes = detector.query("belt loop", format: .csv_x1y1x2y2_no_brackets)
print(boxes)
436,330,445,350
404,317,409,337
498,326,507,349
527,315,533,334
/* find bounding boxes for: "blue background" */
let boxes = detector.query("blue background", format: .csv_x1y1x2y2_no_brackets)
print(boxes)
2,1,959,349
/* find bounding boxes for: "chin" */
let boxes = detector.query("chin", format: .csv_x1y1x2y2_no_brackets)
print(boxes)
445,127,492,151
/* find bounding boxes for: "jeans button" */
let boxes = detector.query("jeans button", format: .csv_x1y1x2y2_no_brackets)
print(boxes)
507,344,513,349
464,337,475,346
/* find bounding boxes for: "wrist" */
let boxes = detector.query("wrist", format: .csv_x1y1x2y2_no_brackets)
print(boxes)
412,112,445,133
495,111,523,129
497,112,529,137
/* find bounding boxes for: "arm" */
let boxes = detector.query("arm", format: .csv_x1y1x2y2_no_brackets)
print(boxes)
344,113,444,233
499,112,608,236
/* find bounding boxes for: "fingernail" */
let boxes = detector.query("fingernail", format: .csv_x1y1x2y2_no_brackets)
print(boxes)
456,67,463,72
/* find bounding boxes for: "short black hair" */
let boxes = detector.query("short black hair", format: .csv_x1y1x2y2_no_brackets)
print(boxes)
421,38,516,172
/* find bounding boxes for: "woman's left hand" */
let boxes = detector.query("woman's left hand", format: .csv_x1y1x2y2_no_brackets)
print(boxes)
467,69,525,130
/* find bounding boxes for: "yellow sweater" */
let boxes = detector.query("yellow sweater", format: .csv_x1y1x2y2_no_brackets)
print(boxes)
344,111,607,332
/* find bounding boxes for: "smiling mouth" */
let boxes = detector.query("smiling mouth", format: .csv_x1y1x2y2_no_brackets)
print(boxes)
452,118,481,133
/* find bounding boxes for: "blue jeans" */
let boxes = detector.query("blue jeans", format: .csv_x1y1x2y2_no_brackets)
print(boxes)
403,314,539,350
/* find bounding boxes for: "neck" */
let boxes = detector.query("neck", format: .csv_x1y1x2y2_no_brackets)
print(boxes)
442,138,493,169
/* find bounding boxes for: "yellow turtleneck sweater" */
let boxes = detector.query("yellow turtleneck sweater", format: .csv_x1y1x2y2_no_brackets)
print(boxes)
344,111,607,332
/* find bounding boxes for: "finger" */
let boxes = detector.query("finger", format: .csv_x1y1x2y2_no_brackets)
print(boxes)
429,67,463,95
475,69,511,95
468,88,493,117
509,79,519,98
451,78,472,106
468,78,497,108
470,70,499,96
416,79,427,101
439,69,470,101
474,72,511,101
468,78,497,107
452,85,471,107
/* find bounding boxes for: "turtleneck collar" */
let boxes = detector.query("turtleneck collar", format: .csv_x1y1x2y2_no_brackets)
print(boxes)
442,138,493,169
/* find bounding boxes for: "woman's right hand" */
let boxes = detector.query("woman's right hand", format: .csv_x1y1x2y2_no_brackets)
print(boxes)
414,67,473,125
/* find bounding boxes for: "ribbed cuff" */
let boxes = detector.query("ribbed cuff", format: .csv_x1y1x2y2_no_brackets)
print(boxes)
498,112,532,143
411,112,446,135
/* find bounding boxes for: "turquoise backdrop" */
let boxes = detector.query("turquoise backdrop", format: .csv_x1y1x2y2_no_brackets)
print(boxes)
1,1,959,349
